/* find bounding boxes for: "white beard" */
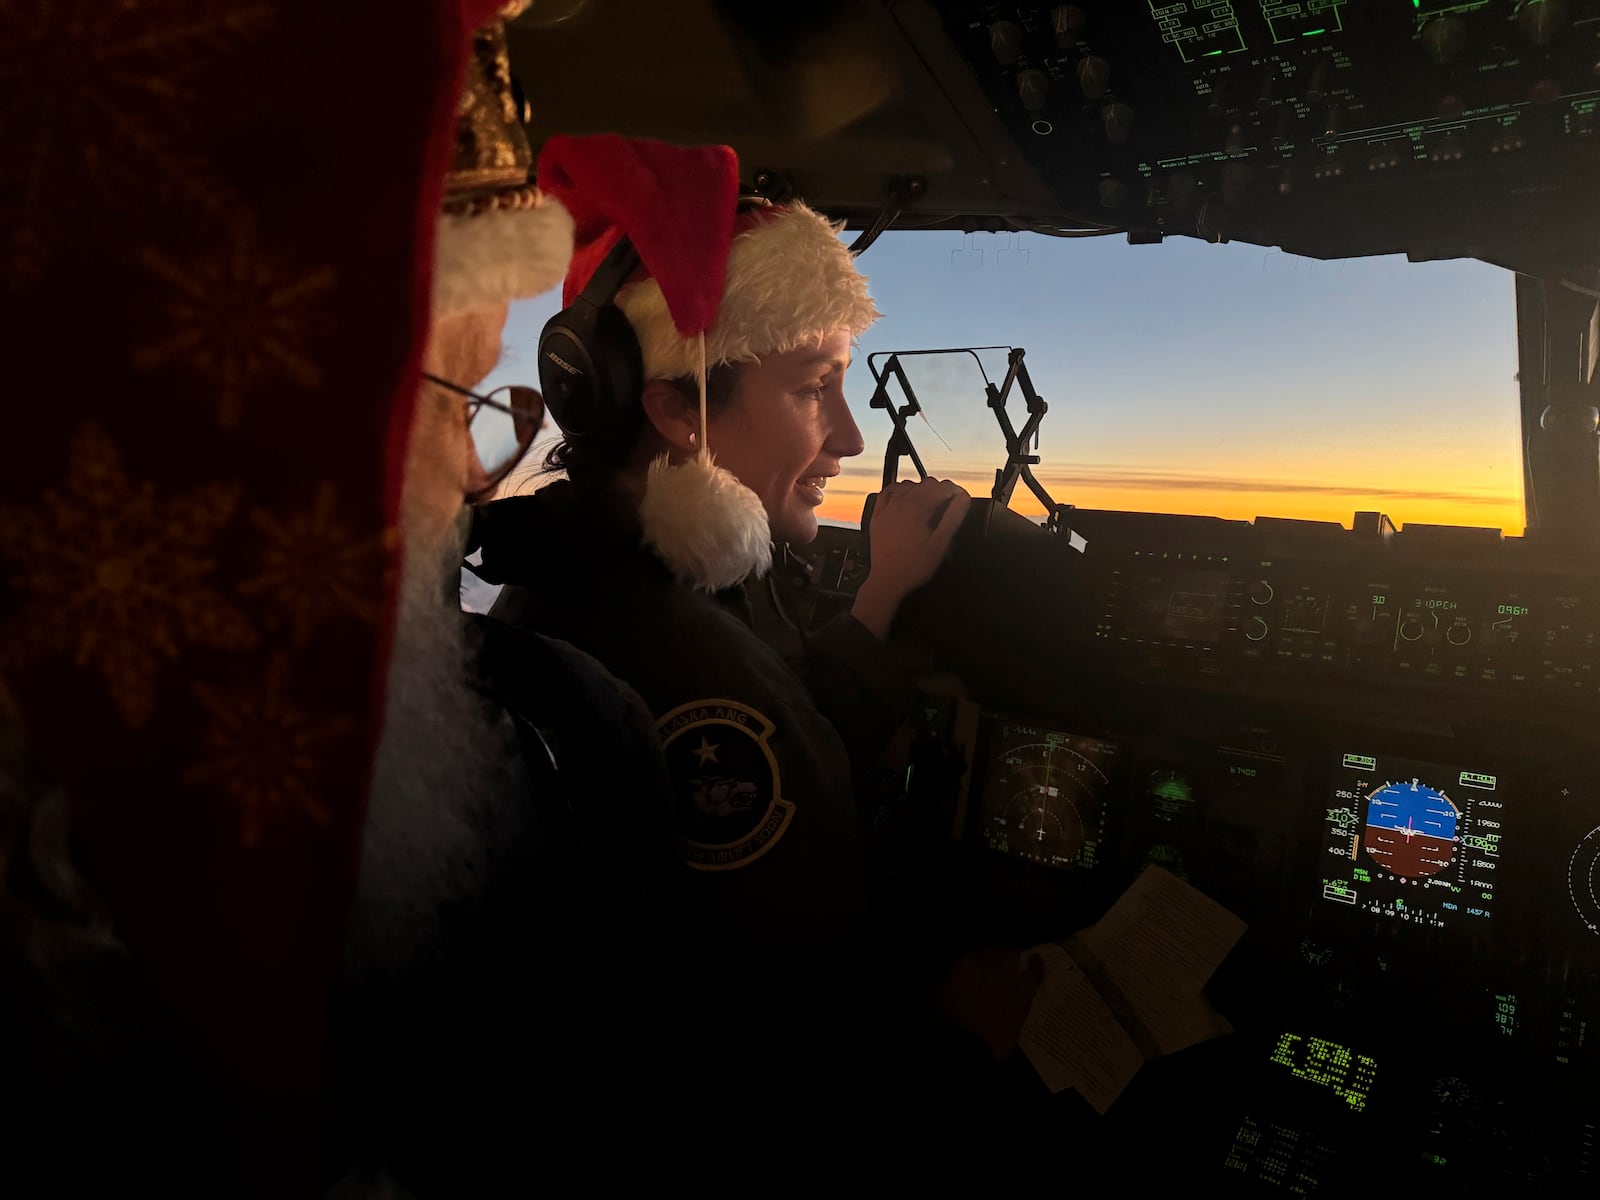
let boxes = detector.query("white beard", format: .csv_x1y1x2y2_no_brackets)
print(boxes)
342,515,518,981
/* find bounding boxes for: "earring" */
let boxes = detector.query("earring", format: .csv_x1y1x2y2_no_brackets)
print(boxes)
687,431,699,450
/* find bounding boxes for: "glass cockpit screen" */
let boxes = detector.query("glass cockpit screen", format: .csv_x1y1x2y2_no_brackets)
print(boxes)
976,720,1126,871
1321,751,1505,930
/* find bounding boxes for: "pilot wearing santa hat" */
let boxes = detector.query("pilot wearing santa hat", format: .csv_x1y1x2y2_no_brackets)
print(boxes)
470,132,1040,1153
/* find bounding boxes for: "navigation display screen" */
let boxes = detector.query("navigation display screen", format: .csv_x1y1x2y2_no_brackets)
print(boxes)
1320,751,1505,930
975,719,1127,871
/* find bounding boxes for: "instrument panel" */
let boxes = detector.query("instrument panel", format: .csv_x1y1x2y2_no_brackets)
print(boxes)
1075,510,1600,709
932,0,1600,272
775,504,1600,1192
941,702,1600,1193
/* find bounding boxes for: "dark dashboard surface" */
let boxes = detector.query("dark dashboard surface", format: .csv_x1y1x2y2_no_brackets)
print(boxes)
766,502,1600,1193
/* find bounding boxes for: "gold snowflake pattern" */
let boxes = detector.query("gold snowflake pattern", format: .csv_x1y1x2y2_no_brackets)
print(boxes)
0,0,274,287
185,654,350,848
0,422,256,727
132,219,337,428
239,482,394,646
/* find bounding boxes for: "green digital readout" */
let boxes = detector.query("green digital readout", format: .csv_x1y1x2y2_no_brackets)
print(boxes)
1343,754,1377,771
1494,993,1518,1038
1269,1033,1378,1112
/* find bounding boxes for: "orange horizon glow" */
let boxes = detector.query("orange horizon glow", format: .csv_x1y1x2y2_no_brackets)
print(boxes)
815,466,1525,537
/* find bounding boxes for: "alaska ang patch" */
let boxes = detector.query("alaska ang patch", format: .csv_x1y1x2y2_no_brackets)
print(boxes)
658,699,794,871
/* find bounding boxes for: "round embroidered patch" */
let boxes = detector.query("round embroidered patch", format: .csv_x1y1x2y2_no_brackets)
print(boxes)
658,698,794,871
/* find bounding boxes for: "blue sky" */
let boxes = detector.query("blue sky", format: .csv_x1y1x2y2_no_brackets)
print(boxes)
486,229,1522,533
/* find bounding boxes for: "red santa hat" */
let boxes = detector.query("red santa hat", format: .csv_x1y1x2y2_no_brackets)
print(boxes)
535,133,879,589
432,6,573,314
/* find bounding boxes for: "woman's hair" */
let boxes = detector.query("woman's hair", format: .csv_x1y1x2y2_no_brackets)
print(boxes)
541,361,745,488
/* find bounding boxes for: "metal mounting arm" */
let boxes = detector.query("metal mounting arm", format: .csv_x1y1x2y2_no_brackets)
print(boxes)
987,348,1073,533
867,353,930,490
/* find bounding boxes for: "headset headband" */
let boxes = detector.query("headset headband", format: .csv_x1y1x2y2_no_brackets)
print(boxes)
575,235,640,312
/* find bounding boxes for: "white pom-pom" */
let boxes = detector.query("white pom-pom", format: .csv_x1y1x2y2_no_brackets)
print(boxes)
639,452,771,592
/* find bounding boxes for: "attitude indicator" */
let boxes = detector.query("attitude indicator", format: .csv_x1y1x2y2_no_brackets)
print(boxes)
1320,752,1504,931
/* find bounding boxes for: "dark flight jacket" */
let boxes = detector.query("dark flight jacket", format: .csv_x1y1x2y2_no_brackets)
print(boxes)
473,480,994,1145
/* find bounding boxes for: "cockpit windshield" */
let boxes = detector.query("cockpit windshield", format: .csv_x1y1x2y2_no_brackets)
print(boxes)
493,230,1522,535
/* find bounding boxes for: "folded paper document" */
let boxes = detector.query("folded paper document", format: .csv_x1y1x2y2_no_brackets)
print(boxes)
1019,865,1245,1114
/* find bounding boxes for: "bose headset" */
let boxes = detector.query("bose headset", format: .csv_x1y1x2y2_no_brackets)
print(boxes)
536,195,774,447
536,235,645,443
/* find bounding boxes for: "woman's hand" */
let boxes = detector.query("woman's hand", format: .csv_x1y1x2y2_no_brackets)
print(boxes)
938,945,1045,1063
850,479,971,640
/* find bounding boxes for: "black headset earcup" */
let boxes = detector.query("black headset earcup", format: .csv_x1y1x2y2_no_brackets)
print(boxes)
538,302,643,440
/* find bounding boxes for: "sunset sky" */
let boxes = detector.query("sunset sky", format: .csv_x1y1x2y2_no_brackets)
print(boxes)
488,229,1524,537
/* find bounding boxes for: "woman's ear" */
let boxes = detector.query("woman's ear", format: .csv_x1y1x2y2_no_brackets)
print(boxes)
639,379,698,457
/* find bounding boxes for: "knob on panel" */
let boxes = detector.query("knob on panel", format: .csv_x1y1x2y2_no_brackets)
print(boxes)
1519,0,1568,47
1304,61,1329,104
1053,4,1086,43
1018,69,1050,113
1421,16,1466,65
1078,55,1111,100
1097,177,1128,208
990,20,1024,65
1103,100,1135,143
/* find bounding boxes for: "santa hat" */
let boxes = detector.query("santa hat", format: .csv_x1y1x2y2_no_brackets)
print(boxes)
432,5,573,314
535,133,879,590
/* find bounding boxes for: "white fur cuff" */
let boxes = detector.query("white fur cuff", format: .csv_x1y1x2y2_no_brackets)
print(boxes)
433,197,575,315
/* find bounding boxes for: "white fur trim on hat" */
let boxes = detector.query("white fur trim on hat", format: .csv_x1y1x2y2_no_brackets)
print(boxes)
433,193,575,315
639,451,772,592
616,200,879,381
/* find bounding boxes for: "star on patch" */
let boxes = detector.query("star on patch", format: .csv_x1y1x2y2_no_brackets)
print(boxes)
693,736,720,766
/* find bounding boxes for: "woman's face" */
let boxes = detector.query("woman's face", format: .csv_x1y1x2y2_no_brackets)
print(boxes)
705,330,864,545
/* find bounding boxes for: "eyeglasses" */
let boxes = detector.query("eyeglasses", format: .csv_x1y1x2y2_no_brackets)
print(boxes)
422,373,545,503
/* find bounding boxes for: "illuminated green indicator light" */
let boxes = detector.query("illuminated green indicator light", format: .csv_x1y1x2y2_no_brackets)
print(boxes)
1303,28,1326,35
1150,776,1193,804
1204,49,1224,56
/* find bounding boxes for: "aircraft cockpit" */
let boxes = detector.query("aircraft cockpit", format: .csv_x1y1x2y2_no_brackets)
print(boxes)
511,2,1600,1191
